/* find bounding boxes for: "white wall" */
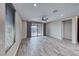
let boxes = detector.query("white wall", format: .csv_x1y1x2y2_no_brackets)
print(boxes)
0,4,5,56
72,16,78,44
63,20,72,40
22,21,27,39
46,21,62,40
46,16,78,44
6,12,22,56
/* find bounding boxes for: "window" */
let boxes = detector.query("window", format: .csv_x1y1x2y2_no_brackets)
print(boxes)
5,3,15,52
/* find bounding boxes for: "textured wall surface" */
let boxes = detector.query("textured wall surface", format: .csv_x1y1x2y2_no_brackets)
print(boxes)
0,4,5,56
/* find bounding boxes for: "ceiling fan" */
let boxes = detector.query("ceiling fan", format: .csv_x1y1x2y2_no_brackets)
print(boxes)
41,16,48,21
40,9,58,21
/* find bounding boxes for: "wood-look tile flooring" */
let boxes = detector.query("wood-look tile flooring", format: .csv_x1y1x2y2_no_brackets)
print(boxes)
16,36,79,56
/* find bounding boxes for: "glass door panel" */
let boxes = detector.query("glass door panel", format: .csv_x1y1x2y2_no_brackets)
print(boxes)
37,24,43,36
31,23,37,37
31,23,43,37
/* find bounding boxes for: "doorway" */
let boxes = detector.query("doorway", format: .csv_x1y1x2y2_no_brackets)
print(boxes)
63,19,72,40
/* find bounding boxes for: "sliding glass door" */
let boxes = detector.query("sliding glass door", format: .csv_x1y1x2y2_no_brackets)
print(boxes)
31,23,43,37
31,23,38,37
37,24,43,36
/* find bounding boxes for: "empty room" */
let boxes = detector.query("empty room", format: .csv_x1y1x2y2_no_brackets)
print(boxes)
0,3,79,56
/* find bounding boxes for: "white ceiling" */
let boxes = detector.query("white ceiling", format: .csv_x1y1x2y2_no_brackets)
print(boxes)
13,3,79,23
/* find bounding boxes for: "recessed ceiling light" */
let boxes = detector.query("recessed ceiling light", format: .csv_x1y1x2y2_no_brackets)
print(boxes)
60,14,63,16
34,4,37,7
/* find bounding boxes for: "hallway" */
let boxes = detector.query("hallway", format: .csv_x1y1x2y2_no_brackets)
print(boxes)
16,36,79,56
